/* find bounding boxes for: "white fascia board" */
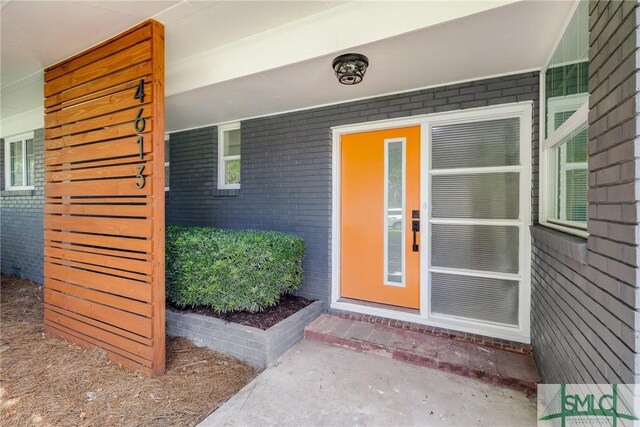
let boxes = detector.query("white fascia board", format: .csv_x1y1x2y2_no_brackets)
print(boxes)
0,106,44,138
166,0,518,96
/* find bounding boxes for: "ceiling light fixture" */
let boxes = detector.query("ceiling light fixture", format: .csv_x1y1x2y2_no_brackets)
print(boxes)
332,53,369,85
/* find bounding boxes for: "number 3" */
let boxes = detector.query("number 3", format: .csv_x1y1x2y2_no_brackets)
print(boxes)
136,164,145,189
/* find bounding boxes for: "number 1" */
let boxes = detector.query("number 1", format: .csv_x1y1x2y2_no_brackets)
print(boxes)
137,135,144,159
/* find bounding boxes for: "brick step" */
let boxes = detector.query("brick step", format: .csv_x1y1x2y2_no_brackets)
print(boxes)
304,314,541,396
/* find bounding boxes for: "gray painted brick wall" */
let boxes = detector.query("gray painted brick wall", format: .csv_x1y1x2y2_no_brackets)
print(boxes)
0,129,45,283
167,72,540,302
530,0,640,383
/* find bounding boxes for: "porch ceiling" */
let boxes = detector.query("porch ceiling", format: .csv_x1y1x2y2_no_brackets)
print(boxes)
166,0,574,131
0,0,574,136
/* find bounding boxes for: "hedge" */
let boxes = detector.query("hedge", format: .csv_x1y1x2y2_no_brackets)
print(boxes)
166,226,305,313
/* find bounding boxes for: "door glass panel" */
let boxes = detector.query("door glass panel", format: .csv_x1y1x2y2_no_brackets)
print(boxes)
431,118,520,169
385,140,404,284
432,173,520,219
431,224,519,274
428,111,525,332
431,273,519,325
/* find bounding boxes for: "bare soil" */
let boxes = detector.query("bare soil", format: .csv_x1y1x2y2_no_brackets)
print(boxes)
168,294,313,330
0,275,256,427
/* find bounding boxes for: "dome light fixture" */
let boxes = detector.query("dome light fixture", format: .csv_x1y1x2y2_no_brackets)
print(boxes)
332,53,369,85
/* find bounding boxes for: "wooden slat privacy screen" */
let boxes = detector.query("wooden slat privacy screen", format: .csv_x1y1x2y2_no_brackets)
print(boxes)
43,20,165,376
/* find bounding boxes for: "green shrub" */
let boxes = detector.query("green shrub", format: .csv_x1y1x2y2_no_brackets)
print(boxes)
166,226,305,313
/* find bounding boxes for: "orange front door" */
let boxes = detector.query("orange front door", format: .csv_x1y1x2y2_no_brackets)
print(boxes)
340,126,421,309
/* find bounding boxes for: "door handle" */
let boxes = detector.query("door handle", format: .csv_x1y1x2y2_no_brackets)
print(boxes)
412,219,420,252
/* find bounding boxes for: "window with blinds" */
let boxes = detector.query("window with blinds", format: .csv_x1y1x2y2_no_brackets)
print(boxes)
540,0,589,236
545,96,588,230
429,116,524,327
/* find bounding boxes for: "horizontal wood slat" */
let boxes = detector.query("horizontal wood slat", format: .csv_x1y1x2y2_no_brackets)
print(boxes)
46,241,151,261
45,309,153,361
45,156,155,174
45,304,152,346
44,230,152,253
45,177,152,197
44,289,152,338
45,135,152,166
44,20,165,376
45,277,152,317
44,215,151,238
43,321,153,370
44,202,152,217
45,246,152,275
46,63,152,112
45,23,152,82
45,256,149,283
44,262,151,302
46,105,154,140
46,162,154,183
46,120,154,150
45,196,148,204
45,84,151,128
45,40,151,98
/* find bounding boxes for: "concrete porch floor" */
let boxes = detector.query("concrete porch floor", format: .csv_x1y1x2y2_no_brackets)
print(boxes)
200,340,536,426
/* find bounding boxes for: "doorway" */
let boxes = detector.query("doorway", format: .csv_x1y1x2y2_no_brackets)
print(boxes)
333,103,532,342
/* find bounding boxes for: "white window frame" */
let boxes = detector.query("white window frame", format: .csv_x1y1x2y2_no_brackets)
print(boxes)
217,122,241,190
4,131,35,191
539,0,589,239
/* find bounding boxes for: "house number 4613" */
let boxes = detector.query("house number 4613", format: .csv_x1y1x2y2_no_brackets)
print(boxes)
133,79,146,189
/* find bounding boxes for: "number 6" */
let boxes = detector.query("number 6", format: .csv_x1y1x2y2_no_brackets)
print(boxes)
134,108,146,133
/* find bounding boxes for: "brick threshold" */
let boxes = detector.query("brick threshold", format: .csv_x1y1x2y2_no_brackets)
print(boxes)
331,309,532,354
304,314,541,396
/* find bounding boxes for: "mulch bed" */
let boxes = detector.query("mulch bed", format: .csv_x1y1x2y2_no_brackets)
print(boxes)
168,294,313,330
0,275,256,427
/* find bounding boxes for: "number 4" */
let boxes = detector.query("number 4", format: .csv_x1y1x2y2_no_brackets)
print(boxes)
134,79,145,103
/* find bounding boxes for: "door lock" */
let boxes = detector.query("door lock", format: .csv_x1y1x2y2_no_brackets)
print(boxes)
412,219,420,252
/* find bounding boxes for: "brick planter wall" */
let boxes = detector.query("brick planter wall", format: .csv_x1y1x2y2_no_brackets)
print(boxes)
166,301,324,367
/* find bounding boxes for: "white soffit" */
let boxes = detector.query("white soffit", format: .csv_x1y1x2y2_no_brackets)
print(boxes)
165,0,574,131
165,0,519,96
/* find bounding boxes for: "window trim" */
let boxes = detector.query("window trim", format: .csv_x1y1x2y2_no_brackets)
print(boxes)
544,94,588,151
217,122,241,190
539,86,589,238
4,131,35,191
